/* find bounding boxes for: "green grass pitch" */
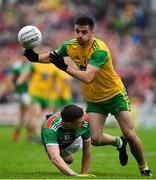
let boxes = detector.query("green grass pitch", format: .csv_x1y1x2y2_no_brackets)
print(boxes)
0,126,155,179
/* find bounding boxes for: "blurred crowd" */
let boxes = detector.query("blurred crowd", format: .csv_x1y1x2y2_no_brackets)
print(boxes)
0,0,156,106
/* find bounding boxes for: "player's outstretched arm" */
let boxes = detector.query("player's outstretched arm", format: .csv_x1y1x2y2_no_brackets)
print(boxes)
81,138,91,174
46,143,96,177
24,49,51,63
46,144,77,176
24,49,68,66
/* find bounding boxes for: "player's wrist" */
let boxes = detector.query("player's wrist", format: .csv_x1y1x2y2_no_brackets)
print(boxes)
71,172,77,176
24,49,39,62
49,51,68,71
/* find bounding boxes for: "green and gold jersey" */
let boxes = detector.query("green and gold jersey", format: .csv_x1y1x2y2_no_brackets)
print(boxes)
28,63,58,98
56,70,73,99
41,113,90,149
56,37,124,102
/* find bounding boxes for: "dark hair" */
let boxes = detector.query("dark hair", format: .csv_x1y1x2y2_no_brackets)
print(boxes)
61,104,84,122
75,15,94,29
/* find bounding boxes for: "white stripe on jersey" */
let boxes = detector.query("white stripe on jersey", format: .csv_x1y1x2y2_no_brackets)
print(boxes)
51,122,61,131
83,121,88,128
46,143,59,146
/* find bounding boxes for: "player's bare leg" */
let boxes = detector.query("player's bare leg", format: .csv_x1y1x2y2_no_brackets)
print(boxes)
88,112,128,166
12,104,25,141
115,111,152,176
87,113,115,145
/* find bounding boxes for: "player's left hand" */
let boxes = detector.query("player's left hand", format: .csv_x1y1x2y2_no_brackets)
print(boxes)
76,173,96,177
24,49,39,62
49,51,68,71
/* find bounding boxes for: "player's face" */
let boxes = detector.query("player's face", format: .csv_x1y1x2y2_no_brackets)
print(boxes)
75,25,93,47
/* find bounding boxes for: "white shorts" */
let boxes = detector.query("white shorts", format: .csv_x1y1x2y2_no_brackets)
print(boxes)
13,93,30,106
60,136,82,158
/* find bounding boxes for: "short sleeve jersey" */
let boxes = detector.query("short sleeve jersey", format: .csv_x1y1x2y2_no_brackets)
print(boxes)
41,113,91,149
9,62,29,94
55,37,124,102
28,63,58,98
56,70,73,99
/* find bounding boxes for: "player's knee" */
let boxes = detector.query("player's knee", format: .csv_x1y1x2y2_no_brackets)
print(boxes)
91,136,102,146
63,155,74,164
65,159,73,164
124,131,137,143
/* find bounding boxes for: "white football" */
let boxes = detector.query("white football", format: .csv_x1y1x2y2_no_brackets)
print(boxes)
18,25,42,49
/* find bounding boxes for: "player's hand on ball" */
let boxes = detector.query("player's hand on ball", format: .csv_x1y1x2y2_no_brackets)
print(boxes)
76,173,96,177
24,49,39,62
49,51,68,71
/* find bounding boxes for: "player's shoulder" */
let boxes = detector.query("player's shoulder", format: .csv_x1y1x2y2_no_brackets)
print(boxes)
83,114,90,128
63,39,78,46
44,113,61,130
93,37,103,42
93,37,110,52
93,37,105,46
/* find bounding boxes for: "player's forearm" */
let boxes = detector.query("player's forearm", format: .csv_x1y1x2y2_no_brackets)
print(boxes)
51,156,76,176
80,151,91,174
66,66,93,84
38,52,51,63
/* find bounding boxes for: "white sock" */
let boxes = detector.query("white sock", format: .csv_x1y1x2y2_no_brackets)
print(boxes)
118,138,123,148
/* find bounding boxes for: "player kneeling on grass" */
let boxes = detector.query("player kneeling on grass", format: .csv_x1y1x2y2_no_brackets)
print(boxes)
41,104,95,177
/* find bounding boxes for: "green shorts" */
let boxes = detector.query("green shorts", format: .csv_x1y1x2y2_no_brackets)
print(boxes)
86,89,131,116
31,95,50,109
51,98,73,109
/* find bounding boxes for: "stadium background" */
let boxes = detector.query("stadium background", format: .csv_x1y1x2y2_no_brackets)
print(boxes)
0,0,156,179
0,0,156,128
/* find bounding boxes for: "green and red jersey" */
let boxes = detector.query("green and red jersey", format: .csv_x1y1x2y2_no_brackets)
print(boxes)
41,113,90,149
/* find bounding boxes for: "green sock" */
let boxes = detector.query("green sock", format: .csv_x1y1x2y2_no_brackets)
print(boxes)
113,136,121,148
139,162,148,170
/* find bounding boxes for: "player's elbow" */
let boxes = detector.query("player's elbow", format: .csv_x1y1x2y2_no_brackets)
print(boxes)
83,75,94,84
84,79,94,84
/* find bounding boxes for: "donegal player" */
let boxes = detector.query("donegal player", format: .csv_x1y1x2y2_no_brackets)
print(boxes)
50,70,73,112
24,16,152,176
16,62,59,142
